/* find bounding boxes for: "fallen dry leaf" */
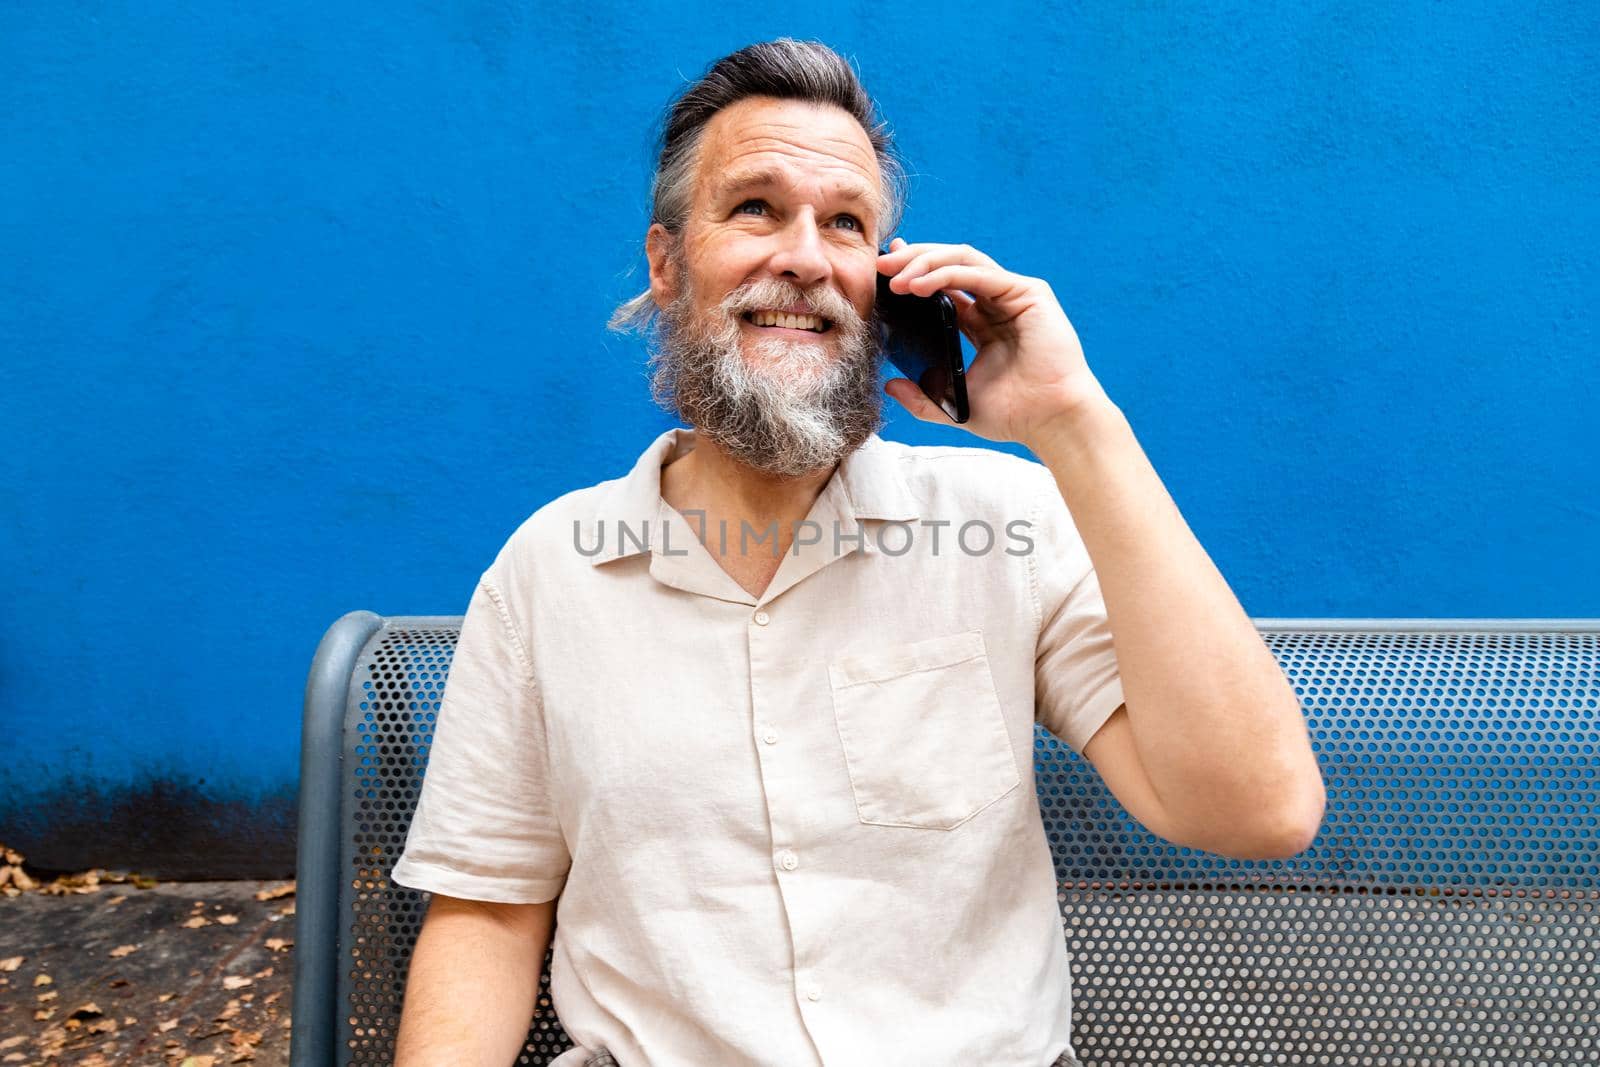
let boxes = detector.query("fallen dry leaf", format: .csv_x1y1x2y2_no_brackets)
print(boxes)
159,992,178,1002
0,1036,25,1051
182,917,211,929
34,973,53,986
222,976,253,990
43,868,105,895
215,914,239,926
107,894,127,906
67,1002,103,1020
86,1017,118,1035
0,865,37,892
263,938,292,952
0,957,22,972
159,1019,180,1032
180,1057,217,1067
109,944,139,958
37,990,58,1002
215,999,241,1022
253,882,295,901
33,1008,54,1021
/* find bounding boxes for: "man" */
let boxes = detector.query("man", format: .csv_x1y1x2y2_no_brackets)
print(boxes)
391,38,1325,1067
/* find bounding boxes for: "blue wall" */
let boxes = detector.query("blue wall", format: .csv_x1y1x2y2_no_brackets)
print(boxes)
3,3,1596,876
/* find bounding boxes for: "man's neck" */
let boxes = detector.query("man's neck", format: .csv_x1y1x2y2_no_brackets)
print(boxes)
659,431,836,549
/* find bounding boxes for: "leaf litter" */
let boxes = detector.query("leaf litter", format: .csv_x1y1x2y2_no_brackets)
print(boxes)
1,841,296,1065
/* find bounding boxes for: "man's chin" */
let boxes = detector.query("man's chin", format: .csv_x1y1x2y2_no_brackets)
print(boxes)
740,339,836,384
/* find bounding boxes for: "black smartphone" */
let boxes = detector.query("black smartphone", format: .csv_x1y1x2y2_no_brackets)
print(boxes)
875,257,969,423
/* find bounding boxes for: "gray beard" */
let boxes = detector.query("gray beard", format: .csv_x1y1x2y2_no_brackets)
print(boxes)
648,280,885,478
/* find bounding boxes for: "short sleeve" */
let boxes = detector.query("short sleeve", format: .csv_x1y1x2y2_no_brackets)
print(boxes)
390,576,571,904
1028,466,1126,756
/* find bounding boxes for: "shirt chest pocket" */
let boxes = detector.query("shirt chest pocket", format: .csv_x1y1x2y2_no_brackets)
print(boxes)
826,629,1021,830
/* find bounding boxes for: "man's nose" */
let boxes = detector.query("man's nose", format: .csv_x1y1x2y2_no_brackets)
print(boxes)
765,216,831,287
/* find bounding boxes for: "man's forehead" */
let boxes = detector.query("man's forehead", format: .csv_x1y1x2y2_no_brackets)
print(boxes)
711,160,879,205
697,98,882,202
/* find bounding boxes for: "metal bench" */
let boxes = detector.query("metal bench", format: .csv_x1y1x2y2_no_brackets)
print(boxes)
292,614,1599,1065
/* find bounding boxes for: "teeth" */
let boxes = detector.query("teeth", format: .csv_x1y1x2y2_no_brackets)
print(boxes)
750,310,825,332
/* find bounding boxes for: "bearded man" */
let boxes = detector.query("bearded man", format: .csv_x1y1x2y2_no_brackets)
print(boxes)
391,37,1325,1067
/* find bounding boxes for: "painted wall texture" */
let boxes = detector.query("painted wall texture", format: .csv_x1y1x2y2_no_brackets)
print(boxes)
3,3,1596,877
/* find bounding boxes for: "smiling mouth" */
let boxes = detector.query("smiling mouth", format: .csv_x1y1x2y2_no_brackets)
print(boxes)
742,310,832,333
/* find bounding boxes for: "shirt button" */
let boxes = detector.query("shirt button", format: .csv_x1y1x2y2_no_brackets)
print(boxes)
806,985,823,1001
763,730,779,745
753,610,771,626
778,850,798,871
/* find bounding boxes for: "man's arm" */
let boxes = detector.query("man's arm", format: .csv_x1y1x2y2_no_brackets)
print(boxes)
1034,400,1326,859
394,893,557,1067
873,238,1325,857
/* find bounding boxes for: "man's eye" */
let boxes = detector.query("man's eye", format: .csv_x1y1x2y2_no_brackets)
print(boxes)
734,200,768,215
834,215,864,232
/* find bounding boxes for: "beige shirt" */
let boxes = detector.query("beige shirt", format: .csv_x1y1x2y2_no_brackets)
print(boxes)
391,427,1125,1067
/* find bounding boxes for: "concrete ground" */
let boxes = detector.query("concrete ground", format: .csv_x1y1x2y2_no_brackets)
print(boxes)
1,870,294,1066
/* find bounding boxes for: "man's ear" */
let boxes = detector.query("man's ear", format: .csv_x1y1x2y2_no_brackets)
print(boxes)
645,223,680,310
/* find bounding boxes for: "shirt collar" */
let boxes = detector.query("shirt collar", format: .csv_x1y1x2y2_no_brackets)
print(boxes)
586,426,922,566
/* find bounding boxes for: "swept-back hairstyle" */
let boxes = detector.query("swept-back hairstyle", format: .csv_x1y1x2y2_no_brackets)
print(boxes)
608,38,907,334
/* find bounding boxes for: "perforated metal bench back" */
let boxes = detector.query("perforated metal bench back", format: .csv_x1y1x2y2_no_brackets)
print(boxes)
299,619,1600,1065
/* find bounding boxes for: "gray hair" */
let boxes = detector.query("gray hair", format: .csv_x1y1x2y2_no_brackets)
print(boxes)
609,38,907,335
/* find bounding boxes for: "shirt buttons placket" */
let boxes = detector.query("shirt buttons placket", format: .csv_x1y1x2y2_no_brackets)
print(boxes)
777,849,798,871
753,610,770,626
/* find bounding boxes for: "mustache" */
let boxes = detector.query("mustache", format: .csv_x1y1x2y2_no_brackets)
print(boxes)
716,278,869,333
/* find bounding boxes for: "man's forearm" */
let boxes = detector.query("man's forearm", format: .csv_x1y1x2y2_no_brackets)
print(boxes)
1029,399,1325,852
395,902,547,1067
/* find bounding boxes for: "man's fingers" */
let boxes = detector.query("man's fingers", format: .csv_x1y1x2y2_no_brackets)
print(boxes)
876,240,1025,336
884,377,956,426
905,264,1032,312
878,241,998,273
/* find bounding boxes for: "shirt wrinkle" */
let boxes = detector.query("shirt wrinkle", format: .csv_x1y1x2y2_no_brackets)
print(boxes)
480,576,538,692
